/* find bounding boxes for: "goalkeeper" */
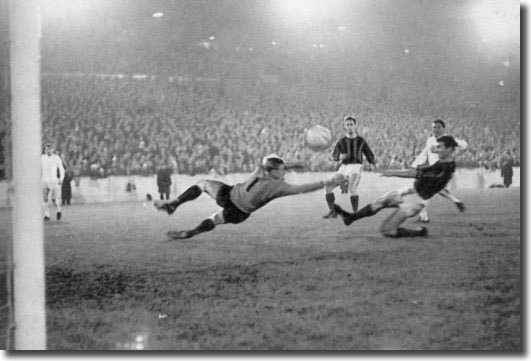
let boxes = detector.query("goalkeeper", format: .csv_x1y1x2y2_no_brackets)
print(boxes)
155,154,340,240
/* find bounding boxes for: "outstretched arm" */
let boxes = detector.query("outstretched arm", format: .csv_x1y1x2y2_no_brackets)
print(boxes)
284,160,309,171
381,169,418,178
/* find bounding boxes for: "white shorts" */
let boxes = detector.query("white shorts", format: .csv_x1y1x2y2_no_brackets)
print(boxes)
42,179,61,199
397,191,429,217
337,163,363,177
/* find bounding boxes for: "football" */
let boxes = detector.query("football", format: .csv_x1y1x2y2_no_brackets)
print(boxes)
304,125,333,152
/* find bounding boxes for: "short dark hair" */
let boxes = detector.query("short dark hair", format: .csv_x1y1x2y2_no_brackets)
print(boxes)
264,158,285,171
344,115,356,124
433,119,446,128
437,135,458,149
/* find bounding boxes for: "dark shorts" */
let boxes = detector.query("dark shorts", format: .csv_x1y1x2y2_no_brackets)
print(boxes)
158,185,170,193
215,183,251,224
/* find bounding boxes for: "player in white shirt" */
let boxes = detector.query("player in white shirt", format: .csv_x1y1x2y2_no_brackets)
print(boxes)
411,119,467,222
41,143,65,221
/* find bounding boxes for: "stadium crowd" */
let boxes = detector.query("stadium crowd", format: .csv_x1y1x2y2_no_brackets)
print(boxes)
0,0,520,181
38,72,519,179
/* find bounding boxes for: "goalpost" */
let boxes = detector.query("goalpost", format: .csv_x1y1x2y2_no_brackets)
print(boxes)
8,0,46,349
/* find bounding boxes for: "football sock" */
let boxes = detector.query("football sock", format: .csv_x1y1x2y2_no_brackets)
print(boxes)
43,201,50,218
333,203,376,225
350,195,359,211
354,204,377,220
325,193,335,210
392,227,427,238
171,185,202,207
189,219,215,237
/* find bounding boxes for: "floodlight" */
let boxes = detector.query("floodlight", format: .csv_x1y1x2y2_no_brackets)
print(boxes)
468,0,518,45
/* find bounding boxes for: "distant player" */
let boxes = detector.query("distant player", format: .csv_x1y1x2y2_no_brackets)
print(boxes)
155,154,339,240
411,119,467,222
41,143,65,221
333,136,461,238
323,115,375,218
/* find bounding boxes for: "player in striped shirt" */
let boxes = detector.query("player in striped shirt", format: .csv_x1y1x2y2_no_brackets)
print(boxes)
332,135,461,238
155,154,339,240
323,115,375,218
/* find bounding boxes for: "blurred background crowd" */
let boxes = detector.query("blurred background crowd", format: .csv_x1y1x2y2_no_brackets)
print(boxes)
34,70,519,179
0,0,520,180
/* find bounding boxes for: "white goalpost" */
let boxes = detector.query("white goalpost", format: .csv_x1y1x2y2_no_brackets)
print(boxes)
9,0,46,350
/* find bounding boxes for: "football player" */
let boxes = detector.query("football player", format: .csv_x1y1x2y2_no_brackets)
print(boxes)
333,135,462,238
411,119,468,222
41,143,65,221
323,115,375,218
155,154,340,240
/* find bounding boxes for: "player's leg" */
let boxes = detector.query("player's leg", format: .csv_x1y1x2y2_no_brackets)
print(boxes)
155,180,220,215
348,170,361,211
323,173,343,218
438,188,465,212
167,210,225,240
380,199,427,238
334,190,403,226
51,185,62,220
167,205,250,240
42,185,51,221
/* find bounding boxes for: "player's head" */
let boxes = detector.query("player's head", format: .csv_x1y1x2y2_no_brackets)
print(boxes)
343,115,357,136
262,154,286,180
436,135,458,159
44,143,53,156
432,119,446,137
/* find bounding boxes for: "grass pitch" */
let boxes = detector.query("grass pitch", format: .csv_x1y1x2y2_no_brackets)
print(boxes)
1,187,521,350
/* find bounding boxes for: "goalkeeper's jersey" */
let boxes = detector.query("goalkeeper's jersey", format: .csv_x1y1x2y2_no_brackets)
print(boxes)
414,160,456,200
229,171,324,213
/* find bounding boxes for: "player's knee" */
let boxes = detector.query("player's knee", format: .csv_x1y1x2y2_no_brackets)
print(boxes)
196,180,207,191
210,211,226,226
373,191,401,209
379,223,397,237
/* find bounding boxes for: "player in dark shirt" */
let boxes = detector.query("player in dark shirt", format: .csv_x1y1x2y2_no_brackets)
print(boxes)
323,115,375,218
332,135,461,238
154,154,339,240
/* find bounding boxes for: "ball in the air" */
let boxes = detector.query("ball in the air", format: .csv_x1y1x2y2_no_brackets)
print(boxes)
304,125,333,152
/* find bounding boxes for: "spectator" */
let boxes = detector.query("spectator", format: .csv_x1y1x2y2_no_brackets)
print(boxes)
500,150,514,188
156,157,173,200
